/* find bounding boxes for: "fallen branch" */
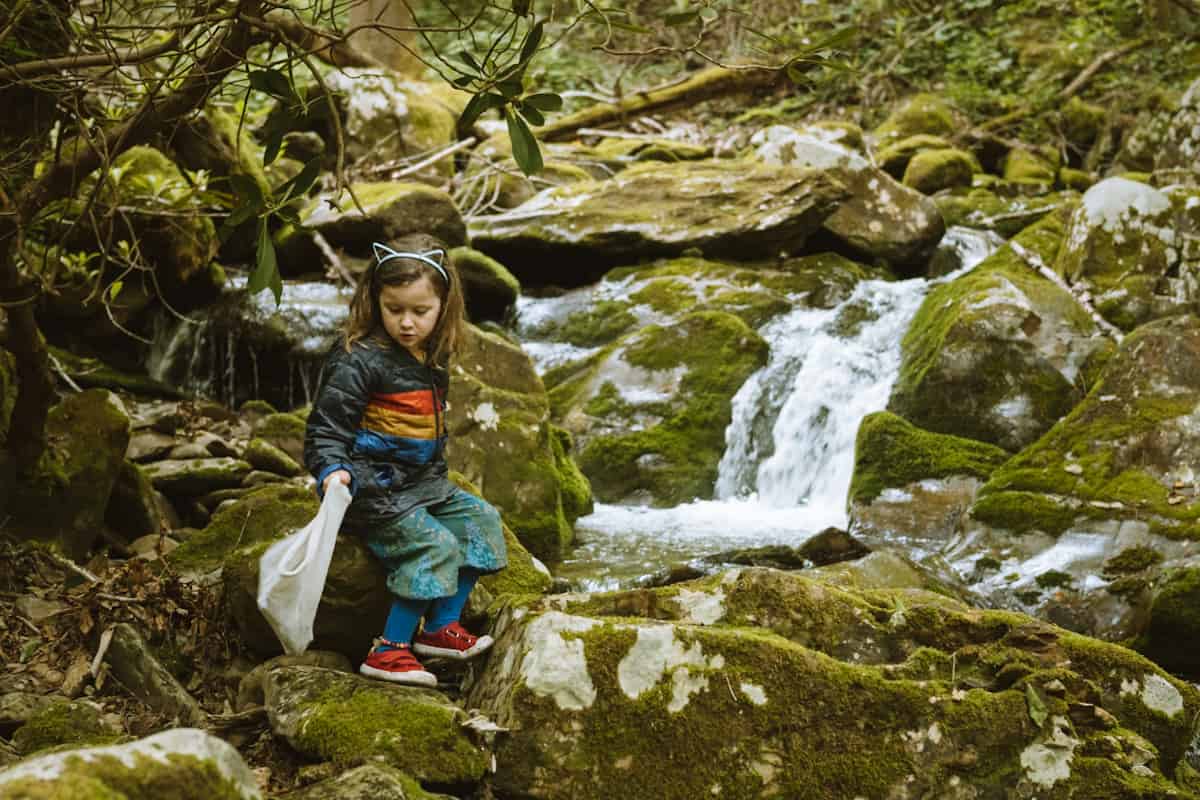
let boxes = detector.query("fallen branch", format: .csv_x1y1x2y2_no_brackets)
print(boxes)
538,65,785,143
978,37,1151,134
1,32,182,82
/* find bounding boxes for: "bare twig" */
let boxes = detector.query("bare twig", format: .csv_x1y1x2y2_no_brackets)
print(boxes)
1,32,182,82
1055,38,1151,101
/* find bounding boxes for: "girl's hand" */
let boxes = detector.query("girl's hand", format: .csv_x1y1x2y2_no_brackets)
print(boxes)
323,469,351,494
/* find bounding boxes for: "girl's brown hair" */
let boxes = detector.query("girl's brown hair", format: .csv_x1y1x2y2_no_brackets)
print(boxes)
343,233,466,364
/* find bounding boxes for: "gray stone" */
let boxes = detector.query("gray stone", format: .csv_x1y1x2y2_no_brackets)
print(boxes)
236,651,352,711
104,623,205,726
142,457,253,496
126,429,177,461
279,763,455,799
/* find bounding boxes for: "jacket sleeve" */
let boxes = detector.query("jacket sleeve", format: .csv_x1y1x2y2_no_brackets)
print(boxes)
304,345,371,495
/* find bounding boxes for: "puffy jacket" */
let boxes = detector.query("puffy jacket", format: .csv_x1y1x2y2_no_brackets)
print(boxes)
304,336,456,527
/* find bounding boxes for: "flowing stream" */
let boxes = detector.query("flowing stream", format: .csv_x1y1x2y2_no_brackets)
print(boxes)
549,228,1003,590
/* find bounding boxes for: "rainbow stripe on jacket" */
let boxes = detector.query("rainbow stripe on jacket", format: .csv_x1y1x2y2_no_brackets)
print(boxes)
354,387,446,464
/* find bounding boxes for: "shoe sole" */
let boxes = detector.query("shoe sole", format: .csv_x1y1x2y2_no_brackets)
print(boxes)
358,664,438,687
412,634,495,661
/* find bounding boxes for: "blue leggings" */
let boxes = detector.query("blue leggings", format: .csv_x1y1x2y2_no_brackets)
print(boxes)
382,568,479,647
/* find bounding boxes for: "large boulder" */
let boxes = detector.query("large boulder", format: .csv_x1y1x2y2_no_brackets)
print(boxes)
264,666,489,786
10,389,131,559
469,159,848,287
551,311,768,506
888,207,1115,451
324,70,464,182
1056,177,1200,331
467,569,1200,799
0,728,261,799
848,411,1011,548
449,246,520,323
751,125,946,271
951,314,1200,640
303,182,466,255
447,326,592,563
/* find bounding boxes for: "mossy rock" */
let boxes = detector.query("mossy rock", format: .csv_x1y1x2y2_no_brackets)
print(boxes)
888,205,1113,451
448,246,520,323
935,187,1075,237
1156,76,1200,172
1059,97,1107,154
469,159,848,288
303,181,466,255
243,437,303,477
970,314,1200,541
874,133,953,178
447,325,591,562
1003,146,1059,185
253,411,307,464
870,93,959,149
570,311,768,506
12,701,121,756
751,126,946,271
1055,177,1200,331
0,729,259,799
10,389,131,559
1141,566,1200,675
469,568,1200,799
1058,167,1096,191
902,147,978,194
848,411,1011,506
47,347,180,398
264,666,489,785
282,763,456,800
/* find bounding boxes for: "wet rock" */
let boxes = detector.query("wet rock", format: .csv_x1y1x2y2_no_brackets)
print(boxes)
888,207,1114,451
236,651,352,711
264,666,489,786
952,315,1200,640
555,311,767,506
104,623,205,726
0,728,261,799
469,160,847,287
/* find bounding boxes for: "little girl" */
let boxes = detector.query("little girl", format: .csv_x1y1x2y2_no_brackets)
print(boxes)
304,233,508,687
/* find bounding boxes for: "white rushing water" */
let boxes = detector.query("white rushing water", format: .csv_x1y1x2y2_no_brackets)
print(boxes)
553,228,1003,589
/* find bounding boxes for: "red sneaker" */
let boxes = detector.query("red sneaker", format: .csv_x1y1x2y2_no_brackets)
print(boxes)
412,622,494,660
359,640,437,687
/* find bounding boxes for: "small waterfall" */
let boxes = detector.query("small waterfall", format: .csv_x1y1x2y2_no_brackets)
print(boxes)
557,227,1003,588
714,277,930,526
146,279,352,409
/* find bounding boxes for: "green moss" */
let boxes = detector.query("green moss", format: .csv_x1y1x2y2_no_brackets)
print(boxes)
890,205,1107,449
1058,167,1097,191
874,133,952,177
0,752,247,800
12,702,121,756
167,484,317,571
935,188,1073,237
902,148,977,194
970,491,1079,535
253,411,307,439
872,93,958,147
239,399,277,415
849,411,1011,505
550,425,594,520
295,684,488,783
450,246,521,297
555,300,638,347
1003,146,1059,184
578,311,767,505
1103,546,1164,576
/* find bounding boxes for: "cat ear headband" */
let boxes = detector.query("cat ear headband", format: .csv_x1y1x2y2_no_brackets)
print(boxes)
371,242,450,286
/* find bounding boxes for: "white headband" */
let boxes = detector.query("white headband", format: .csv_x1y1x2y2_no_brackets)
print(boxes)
371,242,450,286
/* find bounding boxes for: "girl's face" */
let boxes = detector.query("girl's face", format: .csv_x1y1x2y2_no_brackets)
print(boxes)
379,276,442,358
